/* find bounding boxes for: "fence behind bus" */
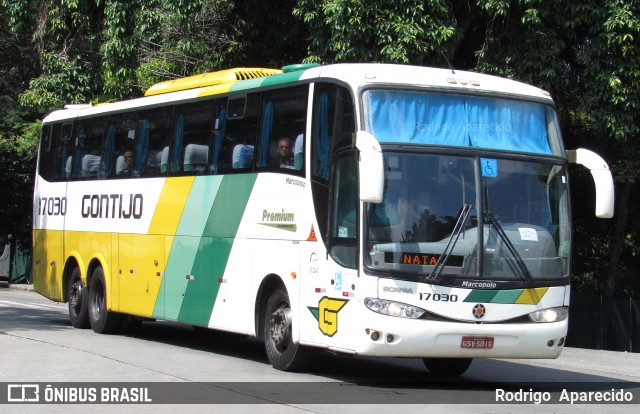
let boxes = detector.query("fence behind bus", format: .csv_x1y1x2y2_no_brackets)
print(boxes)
567,292,640,353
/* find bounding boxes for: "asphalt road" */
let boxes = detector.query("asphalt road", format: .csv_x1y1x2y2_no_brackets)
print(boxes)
1,284,638,413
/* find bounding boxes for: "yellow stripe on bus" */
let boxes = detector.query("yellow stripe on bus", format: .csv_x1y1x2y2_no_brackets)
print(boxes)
514,287,549,304
148,177,195,236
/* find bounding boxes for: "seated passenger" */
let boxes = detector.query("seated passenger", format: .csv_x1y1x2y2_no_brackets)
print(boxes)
118,149,134,176
268,137,294,169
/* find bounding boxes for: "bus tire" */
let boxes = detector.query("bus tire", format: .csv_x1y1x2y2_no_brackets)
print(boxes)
263,286,309,371
88,267,122,334
67,267,89,329
422,357,472,377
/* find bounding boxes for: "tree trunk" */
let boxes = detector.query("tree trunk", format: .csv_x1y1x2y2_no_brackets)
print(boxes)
605,181,630,296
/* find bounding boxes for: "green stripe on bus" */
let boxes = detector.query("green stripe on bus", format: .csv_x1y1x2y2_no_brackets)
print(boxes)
154,176,223,320
463,288,546,304
230,77,267,92
464,289,499,303
261,71,305,87
177,174,257,325
490,289,524,304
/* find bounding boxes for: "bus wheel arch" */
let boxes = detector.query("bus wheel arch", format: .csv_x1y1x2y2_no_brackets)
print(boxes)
255,274,284,339
62,257,80,303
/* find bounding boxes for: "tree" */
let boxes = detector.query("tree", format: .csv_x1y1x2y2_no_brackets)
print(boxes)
293,0,456,65
581,1,640,296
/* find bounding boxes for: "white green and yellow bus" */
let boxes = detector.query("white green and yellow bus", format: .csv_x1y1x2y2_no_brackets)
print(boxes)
33,63,614,375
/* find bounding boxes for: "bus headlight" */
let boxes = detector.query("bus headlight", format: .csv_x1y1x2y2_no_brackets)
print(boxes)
528,307,569,323
364,298,425,319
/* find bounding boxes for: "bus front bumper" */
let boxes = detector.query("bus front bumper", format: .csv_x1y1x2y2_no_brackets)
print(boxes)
350,315,567,359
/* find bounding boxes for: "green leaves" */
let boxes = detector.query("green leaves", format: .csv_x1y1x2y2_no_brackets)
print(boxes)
294,0,455,64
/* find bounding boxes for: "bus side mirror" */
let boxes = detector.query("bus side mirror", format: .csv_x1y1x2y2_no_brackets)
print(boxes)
567,148,615,218
355,131,384,203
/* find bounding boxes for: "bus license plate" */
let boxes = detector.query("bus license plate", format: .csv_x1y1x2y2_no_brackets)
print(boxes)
461,336,494,349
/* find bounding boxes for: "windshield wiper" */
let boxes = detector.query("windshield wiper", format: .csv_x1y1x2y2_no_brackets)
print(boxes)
484,211,534,286
428,203,473,281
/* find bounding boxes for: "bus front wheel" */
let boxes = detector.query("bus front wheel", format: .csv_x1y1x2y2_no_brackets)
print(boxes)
68,267,89,329
263,286,309,371
423,357,472,376
88,267,122,334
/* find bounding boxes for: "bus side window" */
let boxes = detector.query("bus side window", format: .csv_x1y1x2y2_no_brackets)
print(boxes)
54,123,73,180
311,82,356,242
72,117,105,180
257,86,307,172
137,106,173,177
171,101,214,175
217,94,260,173
105,113,137,178
329,151,358,269
38,124,55,181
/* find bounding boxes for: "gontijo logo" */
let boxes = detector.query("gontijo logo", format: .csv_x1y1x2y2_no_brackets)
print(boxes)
307,297,348,336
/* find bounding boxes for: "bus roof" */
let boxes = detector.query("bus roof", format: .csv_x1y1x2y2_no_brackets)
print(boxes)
42,63,553,124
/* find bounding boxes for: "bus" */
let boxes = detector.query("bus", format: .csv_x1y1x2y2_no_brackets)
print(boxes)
33,63,614,375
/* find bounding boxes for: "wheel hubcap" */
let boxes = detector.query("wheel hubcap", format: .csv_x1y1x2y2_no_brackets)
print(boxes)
70,281,83,313
269,306,291,352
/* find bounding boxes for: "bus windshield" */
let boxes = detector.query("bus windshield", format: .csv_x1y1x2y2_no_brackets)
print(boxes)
364,152,571,284
362,89,563,156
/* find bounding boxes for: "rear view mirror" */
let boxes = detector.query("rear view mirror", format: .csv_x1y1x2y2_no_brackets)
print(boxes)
566,148,614,218
355,131,384,203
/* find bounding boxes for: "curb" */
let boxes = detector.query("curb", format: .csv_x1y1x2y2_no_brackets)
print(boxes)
0,282,34,292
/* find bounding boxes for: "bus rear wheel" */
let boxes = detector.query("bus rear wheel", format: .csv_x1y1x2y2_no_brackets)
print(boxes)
88,267,122,334
68,267,89,328
263,286,309,371
423,357,472,377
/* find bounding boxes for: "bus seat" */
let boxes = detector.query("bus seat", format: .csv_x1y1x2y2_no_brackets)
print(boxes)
141,150,161,175
232,144,254,169
294,133,304,170
65,156,73,178
183,143,209,172
160,146,169,173
81,154,101,177
115,155,126,175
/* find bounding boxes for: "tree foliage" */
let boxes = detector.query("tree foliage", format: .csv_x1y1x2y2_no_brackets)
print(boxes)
293,0,456,64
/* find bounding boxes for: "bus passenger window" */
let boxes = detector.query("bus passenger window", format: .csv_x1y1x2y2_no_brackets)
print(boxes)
105,113,137,178
171,101,214,175
54,123,73,180
137,107,173,177
216,94,260,173
38,125,55,181
257,86,307,172
73,117,104,180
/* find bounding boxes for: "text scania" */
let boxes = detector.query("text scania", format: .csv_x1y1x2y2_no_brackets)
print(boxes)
81,194,143,219
383,287,414,294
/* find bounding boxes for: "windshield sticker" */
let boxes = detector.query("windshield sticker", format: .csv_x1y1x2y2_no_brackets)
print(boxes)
481,158,498,177
518,227,538,241
334,273,342,290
